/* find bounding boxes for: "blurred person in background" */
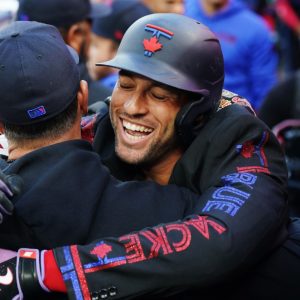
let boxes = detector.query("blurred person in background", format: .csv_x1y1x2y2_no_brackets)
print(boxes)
141,0,185,14
274,0,300,75
259,70,300,217
273,119,300,217
259,70,300,128
185,0,279,111
87,0,151,98
90,0,113,4
17,0,112,104
87,0,185,105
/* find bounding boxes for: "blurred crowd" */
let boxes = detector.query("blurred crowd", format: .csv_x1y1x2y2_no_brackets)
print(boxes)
1,0,300,214
0,0,299,109
0,0,298,106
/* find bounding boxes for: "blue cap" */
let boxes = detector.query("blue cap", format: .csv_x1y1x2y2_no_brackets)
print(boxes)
92,0,151,44
0,21,80,125
17,0,111,28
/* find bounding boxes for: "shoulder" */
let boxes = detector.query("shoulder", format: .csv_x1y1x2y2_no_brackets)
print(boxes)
218,89,256,115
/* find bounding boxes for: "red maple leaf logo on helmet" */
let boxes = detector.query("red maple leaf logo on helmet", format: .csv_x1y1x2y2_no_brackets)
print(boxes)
90,243,112,258
143,37,163,53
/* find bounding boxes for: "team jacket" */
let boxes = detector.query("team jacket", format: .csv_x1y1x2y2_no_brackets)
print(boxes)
0,140,201,300
53,91,289,300
0,139,201,250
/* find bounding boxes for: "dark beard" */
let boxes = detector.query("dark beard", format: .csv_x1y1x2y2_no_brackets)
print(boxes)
115,130,182,171
111,111,183,169
138,135,181,169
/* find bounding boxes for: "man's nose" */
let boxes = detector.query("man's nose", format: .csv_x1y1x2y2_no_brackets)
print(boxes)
123,94,148,115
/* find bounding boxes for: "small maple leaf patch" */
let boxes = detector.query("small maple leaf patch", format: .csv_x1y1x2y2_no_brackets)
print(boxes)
143,37,162,56
239,141,255,158
90,243,112,258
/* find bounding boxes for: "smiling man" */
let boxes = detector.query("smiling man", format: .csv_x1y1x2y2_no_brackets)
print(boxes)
142,0,185,14
110,70,189,183
86,12,298,299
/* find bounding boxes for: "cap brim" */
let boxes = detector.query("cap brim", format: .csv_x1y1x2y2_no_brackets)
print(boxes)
66,45,79,64
89,3,111,19
96,55,207,94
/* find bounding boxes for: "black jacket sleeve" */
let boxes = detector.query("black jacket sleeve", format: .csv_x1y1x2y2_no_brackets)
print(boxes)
53,105,289,300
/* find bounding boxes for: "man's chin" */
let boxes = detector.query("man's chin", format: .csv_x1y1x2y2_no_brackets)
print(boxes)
116,148,147,165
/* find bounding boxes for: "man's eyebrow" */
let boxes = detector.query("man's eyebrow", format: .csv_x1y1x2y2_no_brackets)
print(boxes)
119,70,131,77
152,83,181,96
118,70,180,95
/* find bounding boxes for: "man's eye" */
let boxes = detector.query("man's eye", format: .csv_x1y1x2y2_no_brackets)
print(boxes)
152,93,166,100
119,82,132,89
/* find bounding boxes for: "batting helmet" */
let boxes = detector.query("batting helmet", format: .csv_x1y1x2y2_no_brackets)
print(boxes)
97,13,224,145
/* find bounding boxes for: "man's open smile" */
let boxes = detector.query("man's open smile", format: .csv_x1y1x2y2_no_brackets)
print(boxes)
119,118,154,143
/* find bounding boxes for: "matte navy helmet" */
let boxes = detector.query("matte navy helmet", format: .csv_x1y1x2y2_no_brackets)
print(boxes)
97,13,224,145
97,13,224,110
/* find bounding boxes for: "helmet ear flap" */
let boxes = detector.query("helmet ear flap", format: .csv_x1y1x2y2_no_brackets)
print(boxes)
175,96,212,147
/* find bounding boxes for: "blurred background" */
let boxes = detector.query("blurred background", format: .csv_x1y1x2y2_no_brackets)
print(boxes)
1,0,299,108
0,0,18,27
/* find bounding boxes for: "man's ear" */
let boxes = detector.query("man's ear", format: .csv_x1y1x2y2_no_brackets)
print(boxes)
77,80,89,115
66,24,83,54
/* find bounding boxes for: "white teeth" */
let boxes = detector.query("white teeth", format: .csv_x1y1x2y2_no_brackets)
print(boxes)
125,131,146,140
122,120,153,133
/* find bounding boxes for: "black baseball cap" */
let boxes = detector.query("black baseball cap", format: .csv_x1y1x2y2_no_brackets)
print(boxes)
17,0,111,28
92,0,151,43
0,21,80,125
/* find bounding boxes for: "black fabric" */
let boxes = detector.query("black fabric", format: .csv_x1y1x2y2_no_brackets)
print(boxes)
0,157,8,170
0,140,201,300
0,139,199,250
17,0,91,28
258,72,300,217
53,104,294,299
258,71,300,128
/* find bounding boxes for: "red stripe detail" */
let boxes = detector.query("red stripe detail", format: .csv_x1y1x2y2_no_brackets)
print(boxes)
260,132,269,167
44,250,67,293
70,246,91,300
146,24,174,36
85,260,127,273
237,166,270,174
